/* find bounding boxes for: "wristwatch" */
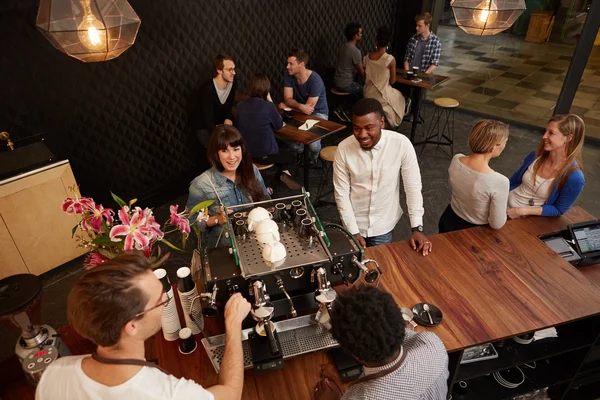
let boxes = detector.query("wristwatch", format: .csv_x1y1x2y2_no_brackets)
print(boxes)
411,225,424,233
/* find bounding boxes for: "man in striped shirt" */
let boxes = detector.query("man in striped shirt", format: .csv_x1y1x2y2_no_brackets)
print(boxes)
330,286,448,399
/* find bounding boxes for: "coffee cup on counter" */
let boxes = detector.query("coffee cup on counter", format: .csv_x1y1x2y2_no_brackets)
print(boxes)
176,267,195,293
412,66,420,76
247,207,272,232
178,327,197,355
406,70,414,80
283,107,294,120
255,219,281,245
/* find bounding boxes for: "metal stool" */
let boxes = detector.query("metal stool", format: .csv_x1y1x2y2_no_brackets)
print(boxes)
417,97,458,157
314,146,337,207
330,88,351,122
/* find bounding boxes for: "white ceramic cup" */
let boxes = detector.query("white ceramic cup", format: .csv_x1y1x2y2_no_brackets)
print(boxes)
247,207,272,232
262,241,287,263
255,219,280,245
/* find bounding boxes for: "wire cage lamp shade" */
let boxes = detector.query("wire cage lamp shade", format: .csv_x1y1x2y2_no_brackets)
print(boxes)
36,0,141,62
451,0,526,36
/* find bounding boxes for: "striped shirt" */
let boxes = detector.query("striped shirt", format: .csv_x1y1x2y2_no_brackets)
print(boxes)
342,330,448,400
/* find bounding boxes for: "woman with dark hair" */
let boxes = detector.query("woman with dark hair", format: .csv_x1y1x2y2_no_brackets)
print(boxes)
507,114,585,218
363,27,406,128
235,73,300,190
186,125,269,246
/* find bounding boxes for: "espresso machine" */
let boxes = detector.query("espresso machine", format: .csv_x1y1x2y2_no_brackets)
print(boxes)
198,192,382,373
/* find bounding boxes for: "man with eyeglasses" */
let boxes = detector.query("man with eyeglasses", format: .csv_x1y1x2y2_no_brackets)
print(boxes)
196,55,238,147
36,252,251,400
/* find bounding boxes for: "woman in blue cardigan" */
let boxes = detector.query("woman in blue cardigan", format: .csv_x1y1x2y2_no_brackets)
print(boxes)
507,114,585,219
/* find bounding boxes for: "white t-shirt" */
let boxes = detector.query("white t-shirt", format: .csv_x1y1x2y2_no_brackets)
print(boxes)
35,355,215,400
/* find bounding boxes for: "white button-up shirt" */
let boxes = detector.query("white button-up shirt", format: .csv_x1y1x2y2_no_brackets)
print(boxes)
333,129,424,237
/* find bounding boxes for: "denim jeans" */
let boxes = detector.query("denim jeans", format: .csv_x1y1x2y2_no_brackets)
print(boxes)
365,231,393,247
339,81,363,101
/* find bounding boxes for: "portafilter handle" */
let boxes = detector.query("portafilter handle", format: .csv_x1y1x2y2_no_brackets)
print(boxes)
352,256,382,284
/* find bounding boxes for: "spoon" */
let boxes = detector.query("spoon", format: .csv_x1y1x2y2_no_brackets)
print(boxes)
423,303,434,325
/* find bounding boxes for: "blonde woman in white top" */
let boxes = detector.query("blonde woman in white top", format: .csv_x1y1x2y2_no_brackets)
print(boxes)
363,26,406,128
439,120,510,233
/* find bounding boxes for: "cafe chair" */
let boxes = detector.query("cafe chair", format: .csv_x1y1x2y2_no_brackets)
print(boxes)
314,146,337,207
329,88,352,123
418,97,458,158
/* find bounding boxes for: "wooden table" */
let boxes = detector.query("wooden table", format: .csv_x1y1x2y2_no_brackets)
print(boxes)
4,207,600,400
395,70,450,143
274,112,346,192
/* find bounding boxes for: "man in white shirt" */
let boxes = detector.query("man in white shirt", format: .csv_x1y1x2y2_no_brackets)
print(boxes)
333,98,432,254
36,252,251,400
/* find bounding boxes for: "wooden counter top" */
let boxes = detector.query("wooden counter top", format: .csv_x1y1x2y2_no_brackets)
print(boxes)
3,207,600,400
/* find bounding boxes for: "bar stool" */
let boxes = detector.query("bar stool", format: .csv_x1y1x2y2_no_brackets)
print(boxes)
314,146,337,206
330,88,351,122
418,97,458,157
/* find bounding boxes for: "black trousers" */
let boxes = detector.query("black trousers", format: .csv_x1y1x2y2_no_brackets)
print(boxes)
438,204,481,234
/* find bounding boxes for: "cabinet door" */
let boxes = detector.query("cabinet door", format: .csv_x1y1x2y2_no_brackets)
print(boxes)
0,215,29,279
0,162,87,275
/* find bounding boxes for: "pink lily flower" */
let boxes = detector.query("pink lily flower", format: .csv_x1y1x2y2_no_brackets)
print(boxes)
83,252,109,269
62,195,95,215
109,206,164,251
80,204,115,232
169,205,191,238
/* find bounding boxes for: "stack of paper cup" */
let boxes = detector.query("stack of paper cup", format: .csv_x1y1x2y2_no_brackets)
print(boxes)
177,267,202,334
153,269,181,341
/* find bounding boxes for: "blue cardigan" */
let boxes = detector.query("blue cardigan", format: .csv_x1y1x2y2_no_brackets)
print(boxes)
509,151,585,216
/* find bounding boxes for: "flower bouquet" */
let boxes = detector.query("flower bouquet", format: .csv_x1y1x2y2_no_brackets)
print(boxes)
62,187,213,269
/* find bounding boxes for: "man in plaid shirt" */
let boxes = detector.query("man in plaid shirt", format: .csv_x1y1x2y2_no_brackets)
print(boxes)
403,12,441,74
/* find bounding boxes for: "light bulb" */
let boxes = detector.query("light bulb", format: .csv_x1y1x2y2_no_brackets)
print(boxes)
77,1,107,51
473,0,498,26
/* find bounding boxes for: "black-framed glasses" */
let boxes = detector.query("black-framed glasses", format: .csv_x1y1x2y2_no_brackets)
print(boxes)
135,291,170,318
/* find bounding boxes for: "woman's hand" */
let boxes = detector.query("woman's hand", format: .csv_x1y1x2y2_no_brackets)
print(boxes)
507,207,522,219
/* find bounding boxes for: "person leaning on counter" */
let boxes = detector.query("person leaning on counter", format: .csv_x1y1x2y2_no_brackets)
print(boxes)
507,114,585,219
333,98,431,254
35,252,251,400
186,125,270,247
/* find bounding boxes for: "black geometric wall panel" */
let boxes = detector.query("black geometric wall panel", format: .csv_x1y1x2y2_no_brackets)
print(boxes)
0,0,396,206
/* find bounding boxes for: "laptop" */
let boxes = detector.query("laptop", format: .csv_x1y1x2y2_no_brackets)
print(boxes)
568,219,600,267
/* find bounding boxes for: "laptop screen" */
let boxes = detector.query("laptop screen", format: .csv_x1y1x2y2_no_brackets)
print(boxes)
573,223,600,254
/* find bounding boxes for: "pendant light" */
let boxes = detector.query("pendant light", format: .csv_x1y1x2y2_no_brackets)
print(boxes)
36,0,141,63
451,0,526,36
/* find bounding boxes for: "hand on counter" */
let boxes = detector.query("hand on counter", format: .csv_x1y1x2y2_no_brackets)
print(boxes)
354,233,367,248
410,231,432,256
224,293,251,329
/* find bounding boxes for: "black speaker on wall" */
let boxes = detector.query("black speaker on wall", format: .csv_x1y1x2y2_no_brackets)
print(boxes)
392,0,424,64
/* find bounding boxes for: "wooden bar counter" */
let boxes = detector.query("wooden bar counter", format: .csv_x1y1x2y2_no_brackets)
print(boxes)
3,207,600,399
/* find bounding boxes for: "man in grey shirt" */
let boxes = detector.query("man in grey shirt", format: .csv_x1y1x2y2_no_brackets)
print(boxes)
333,22,364,99
326,286,449,400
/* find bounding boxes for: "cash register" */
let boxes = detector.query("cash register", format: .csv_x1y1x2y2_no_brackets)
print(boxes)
539,219,600,267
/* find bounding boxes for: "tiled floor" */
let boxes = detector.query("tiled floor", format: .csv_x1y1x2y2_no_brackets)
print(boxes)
2,108,600,365
428,25,600,139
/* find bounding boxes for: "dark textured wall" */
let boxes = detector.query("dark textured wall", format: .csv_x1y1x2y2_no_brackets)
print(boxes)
1,0,396,205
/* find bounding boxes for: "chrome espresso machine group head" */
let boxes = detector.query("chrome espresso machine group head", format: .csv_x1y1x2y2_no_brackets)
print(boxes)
197,193,383,373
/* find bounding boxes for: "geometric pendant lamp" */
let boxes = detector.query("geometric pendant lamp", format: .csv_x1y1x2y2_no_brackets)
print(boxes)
36,0,141,63
451,0,526,36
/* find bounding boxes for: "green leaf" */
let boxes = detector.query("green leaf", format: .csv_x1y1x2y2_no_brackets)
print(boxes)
71,224,78,238
189,200,215,216
111,192,127,208
92,235,114,246
150,252,171,269
97,248,119,259
160,238,183,251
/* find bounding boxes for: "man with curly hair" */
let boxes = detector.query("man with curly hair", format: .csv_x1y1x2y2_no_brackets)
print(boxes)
330,286,448,399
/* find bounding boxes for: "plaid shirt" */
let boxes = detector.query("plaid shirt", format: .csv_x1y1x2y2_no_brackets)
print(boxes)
342,330,449,400
404,33,442,72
